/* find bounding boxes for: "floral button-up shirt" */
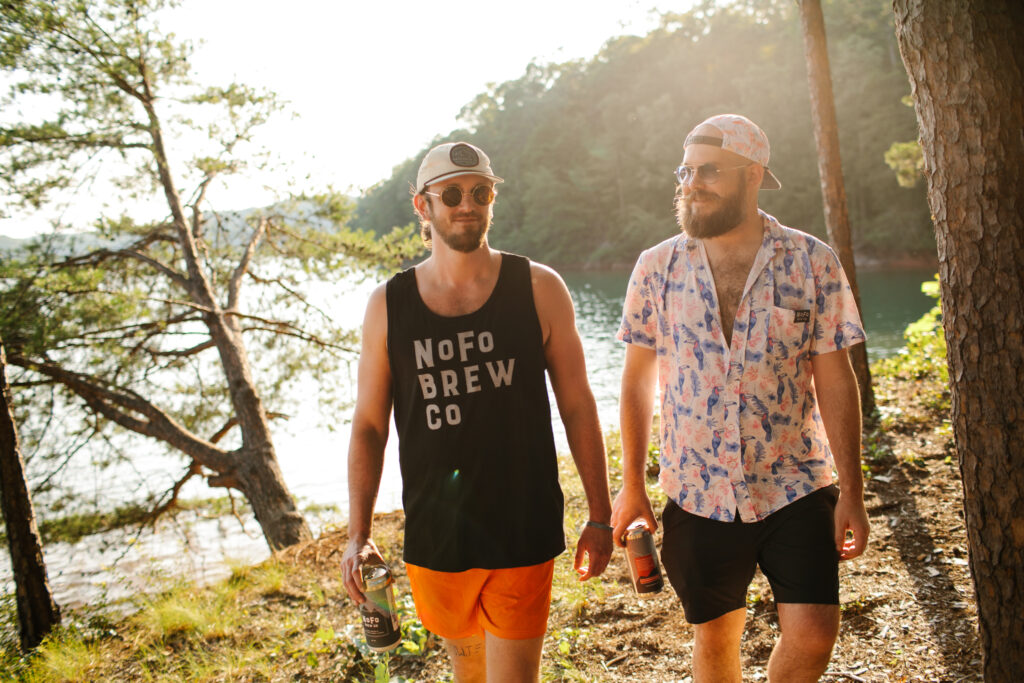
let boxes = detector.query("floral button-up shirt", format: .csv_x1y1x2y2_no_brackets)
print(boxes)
618,211,866,522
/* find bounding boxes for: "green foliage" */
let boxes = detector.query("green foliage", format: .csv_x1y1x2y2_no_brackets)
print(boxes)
883,95,924,188
0,592,27,678
545,625,592,682
0,501,150,545
885,140,925,187
0,0,220,214
875,275,947,386
354,0,933,264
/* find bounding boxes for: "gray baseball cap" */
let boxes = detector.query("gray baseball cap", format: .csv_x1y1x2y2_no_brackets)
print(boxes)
415,142,503,193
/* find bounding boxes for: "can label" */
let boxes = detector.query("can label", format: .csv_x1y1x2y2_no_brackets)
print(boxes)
625,522,664,594
359,564,401,651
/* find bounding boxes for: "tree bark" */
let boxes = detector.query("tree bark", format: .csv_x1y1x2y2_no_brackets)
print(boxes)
0,336,61,651
892,1,1024,679
798,0,875,416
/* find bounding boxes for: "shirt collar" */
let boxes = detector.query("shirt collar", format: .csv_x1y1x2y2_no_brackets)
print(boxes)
681,209,787,253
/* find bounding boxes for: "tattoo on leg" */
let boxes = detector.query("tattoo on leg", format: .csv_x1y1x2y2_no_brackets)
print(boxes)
451,642,484,657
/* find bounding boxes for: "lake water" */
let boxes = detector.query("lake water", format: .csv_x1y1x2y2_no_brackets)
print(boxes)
3,265,938,608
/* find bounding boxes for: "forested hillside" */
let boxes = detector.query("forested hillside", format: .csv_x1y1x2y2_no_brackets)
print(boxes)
354,0,931,266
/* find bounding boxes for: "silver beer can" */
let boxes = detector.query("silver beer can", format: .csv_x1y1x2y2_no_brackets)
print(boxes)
625,521,664,595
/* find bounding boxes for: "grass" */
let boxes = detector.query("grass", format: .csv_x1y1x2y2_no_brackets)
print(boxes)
21,634,107,683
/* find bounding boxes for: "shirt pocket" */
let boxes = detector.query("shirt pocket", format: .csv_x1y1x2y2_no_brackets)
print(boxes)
769,305,812,361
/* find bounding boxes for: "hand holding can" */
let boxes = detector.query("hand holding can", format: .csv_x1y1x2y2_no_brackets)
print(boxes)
625,520,664,595
358,563,402,651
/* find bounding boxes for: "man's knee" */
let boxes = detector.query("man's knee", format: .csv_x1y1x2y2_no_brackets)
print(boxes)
694,608,747,650
778,603,839,654
444,635,486,683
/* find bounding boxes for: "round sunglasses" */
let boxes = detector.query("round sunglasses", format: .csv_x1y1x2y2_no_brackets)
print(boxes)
425,184,496,208
675,162,751,185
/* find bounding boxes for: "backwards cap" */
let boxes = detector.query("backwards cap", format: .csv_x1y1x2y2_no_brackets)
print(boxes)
684,114,781,190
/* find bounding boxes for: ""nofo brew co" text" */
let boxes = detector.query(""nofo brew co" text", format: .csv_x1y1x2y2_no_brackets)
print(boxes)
413,330,515,430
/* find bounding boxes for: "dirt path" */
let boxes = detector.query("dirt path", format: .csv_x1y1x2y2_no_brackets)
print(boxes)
276,372,982,682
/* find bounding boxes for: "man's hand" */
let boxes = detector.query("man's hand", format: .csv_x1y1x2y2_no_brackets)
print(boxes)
574,523,614,581
611,486,658,548
834,491,870,560
340,538,384,604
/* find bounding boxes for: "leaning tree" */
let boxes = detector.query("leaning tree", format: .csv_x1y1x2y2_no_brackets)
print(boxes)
0,0,419,550
892,1,1024,679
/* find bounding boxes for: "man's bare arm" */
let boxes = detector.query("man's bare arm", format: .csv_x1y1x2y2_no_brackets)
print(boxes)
340,284,394,602
812,346,869,560
532,264,613,580
611,342,660,547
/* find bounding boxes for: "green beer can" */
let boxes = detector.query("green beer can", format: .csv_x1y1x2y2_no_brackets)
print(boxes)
359,564,401,651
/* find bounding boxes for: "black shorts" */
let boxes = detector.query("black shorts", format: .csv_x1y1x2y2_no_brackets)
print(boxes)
661,485,840,624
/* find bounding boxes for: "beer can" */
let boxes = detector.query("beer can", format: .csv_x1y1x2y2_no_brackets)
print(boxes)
625,521,664,595
359,563,401,651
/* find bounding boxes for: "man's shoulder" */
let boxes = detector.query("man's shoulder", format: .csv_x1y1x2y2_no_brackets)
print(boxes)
767,215,836,260
635,233,686,270
385,259,419,287
520,255,566,293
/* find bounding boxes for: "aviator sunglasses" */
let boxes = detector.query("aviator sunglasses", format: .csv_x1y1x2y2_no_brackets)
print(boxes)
675,162,751,185
425,184,496,208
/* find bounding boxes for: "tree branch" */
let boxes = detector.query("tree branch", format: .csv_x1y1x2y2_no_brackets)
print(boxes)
147,461,203,521
52,230,188,290
228,218,267,311
246,271,335,325
208,410,290,446
7,354,235,473
239,324,354,352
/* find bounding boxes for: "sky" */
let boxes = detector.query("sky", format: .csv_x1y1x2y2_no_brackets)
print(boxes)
1,0,694,238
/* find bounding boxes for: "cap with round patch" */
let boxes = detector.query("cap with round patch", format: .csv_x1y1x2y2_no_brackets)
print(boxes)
449,143,480,167
416,141,503,193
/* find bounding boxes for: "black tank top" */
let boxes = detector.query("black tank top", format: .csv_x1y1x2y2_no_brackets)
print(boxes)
386,253,565,571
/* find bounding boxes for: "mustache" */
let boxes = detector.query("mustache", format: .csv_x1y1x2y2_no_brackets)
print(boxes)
683,189,719,203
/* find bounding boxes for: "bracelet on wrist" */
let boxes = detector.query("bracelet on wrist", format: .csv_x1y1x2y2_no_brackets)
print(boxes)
586,520,614,531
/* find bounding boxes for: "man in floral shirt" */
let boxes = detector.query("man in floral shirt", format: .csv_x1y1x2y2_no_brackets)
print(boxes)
611,114,870,682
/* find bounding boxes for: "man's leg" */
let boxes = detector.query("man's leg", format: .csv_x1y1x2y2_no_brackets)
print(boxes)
483,632,544,683
692,607,746,683
660,501,759,681
756,488,842,682
472,559,554,682
766,603,839,683
443,634,486,683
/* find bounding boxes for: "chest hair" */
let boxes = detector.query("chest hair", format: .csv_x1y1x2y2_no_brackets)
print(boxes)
708,255,756,347
418,272,499,317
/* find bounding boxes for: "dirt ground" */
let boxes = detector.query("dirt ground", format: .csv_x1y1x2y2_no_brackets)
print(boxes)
275,369,982,682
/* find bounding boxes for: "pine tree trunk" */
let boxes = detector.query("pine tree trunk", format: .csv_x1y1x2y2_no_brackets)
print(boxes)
799,0,875,416
892,1,1024,679
203,309,311,551
0,336,61,651
232,448,312,552
143,95,311,552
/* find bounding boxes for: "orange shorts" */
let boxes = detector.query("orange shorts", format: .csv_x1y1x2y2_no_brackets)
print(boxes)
405,559,556,640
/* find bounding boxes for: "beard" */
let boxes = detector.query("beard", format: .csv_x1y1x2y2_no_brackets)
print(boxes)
675,183,745,239
426,206,491,253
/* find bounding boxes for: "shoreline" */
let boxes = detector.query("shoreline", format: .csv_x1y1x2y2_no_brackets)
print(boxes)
546,251,940,272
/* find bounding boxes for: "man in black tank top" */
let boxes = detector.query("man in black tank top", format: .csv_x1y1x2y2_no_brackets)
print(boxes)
340,142,613,682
